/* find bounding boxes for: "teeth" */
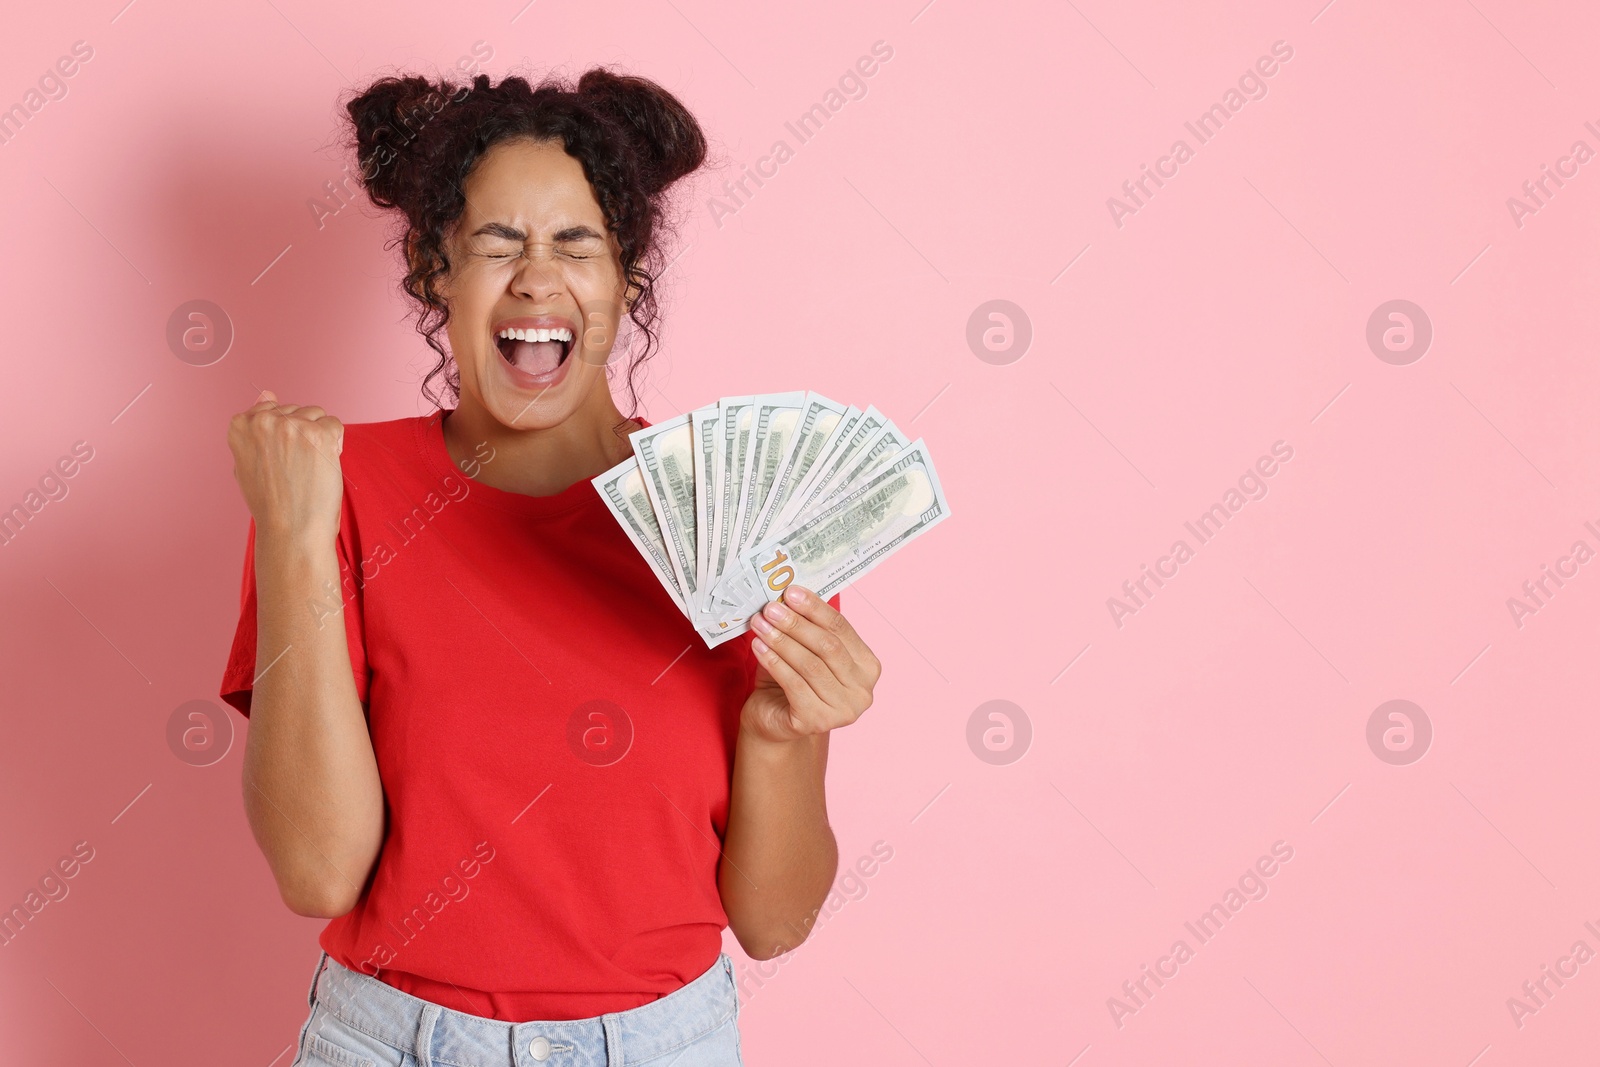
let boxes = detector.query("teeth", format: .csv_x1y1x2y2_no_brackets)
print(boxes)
497,327,573,343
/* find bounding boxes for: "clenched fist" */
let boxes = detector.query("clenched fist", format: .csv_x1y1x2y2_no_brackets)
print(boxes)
227,389,346,546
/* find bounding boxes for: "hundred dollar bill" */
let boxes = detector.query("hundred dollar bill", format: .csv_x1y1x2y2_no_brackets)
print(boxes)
705,395,757,618
591,455,686,614
721,439,950,621
710,424,899,614
695,604,757,648
817,422,910,504
773,404,892,532
707,419,908,617
746,393,849,549
727,391,808,570
714,416,911,610
630,414,700,599
695,390,840,638
689,403,722,597
752,405,864,569
787,405,860,502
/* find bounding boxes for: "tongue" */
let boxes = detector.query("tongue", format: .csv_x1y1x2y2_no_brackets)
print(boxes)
507,340,564,375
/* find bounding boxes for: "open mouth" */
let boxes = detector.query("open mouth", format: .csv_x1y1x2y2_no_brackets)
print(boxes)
495,326,574,377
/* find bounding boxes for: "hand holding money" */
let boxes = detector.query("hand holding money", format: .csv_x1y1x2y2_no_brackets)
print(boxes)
739,583,883,744
592,390,952,648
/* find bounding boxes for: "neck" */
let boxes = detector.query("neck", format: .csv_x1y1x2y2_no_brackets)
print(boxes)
441,395,640,497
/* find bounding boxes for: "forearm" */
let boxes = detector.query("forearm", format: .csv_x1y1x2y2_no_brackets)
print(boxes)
243,531,385,917
718,724,839,960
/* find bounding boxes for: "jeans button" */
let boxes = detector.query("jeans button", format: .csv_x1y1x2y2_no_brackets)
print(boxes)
529,1035,552,1061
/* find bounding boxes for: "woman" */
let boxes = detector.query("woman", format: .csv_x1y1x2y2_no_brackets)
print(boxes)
220,66,881,1067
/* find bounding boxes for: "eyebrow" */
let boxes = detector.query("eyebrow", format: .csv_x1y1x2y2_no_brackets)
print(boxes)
470,221,605,242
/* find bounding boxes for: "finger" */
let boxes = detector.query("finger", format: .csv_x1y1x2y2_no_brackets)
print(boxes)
291,419,341,462
306,414,344,456
750,634,823,717
751,609,844,708
759,597,857,682
251,389,292,413
253,389,308,418
778,585,876,671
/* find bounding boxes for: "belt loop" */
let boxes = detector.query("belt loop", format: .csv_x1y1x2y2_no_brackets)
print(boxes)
414,1002,442,1067
602,1012,624,1067
307,950,330,1008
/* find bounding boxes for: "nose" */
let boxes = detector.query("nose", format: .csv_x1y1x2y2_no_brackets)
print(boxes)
510,244,565,300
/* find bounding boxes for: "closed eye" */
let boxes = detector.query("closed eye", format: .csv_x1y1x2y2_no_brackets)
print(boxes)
474,245,603,261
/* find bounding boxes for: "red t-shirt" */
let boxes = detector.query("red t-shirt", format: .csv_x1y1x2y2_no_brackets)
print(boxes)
219,409,839,1021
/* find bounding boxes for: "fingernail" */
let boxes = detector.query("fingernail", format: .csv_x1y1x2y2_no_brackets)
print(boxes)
765,601,792,623
752,637,770,655
784,586,808,606
751,612,774,634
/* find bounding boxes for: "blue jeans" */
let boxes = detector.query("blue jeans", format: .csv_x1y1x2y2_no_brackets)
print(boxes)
289,951,745,1067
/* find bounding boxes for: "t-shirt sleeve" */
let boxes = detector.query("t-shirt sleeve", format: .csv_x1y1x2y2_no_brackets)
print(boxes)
218,516,370,718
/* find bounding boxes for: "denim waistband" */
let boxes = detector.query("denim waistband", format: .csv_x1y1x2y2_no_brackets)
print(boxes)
307,951,739,1067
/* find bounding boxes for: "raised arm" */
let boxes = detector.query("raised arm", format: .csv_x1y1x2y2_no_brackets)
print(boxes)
228,390,384,917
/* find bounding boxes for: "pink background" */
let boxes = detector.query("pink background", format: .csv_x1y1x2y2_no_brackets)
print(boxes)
2,0,1597,1063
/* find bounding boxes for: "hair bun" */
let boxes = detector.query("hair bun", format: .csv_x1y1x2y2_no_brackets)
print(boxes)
344,74,464,212
576,68,706,196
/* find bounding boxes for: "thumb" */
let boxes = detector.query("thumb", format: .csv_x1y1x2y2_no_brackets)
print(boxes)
257,388,276,403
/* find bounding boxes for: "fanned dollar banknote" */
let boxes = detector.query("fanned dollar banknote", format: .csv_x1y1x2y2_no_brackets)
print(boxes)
592,390,951,648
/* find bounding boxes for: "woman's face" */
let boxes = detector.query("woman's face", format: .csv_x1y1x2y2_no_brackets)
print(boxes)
437,137,631,431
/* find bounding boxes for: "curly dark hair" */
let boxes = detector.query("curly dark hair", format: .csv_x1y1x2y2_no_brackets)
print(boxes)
340,67,708,414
